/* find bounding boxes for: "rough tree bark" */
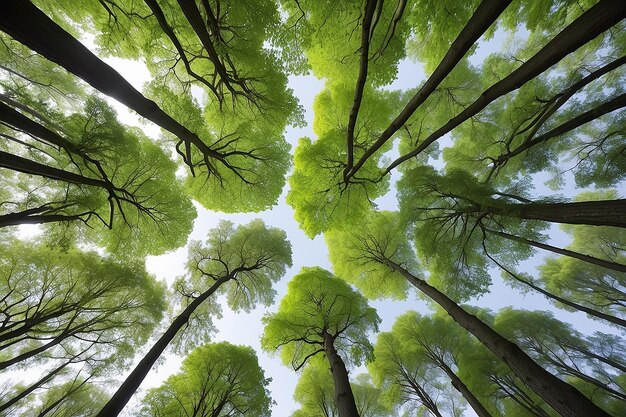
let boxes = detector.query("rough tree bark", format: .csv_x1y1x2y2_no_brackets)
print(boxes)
381,259,611,417
95,275,231,417
322,331,360,417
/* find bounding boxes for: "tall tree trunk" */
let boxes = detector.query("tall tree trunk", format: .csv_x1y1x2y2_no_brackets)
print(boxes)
381,259,611,417
0,0,222,172
322,331,360,417
491,257,626,329
492,199,626,228
406,379,444,417
95,275,231,417
0,360,69,412
387,0,626,172
0,211,84,228
576,347,626,374
487,229,626,272
347,0,511,181
494,92,626,167
0,150,112,190
438,361,493,417
36,377,91,417
344,0,379,176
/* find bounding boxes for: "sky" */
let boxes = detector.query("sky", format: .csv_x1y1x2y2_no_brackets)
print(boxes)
12,26,622,417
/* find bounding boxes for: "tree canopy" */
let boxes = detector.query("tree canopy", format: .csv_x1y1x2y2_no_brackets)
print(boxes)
140,342,272,417
0,1,625,417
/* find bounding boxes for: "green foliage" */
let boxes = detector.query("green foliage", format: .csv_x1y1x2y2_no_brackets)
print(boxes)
325,210,416,300
397,166,542,300
261,267,380,370
140,342,272,417
174,219,292,352
21,380,109,417
494,308,626,413
0,238,166,364
277,0,411,85
291,358,390,417
369,310,469,416
0,238,166,413
405,0,482,71
537,191,626,322
287,83,399,236
35,0,302,213
0,81,196,255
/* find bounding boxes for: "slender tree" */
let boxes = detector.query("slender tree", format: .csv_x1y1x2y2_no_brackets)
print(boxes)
326,210,612,417
0,0,297,212
0,88,195,254
96,219,291,417
291,358,390,417
371,310,494,417
262,267,380,417
495,308,626,404
0,237,165,413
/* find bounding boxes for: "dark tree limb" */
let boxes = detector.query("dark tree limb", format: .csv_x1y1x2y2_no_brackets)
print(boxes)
344,0,379,179
0,0,229,177
487,254,626,329
345,0,512,182
380,258,611,417
487,228,626,272
385,0,626,173
489,92,626,177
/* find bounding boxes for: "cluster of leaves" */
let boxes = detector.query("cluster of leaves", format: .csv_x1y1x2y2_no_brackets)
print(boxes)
0,1,625,417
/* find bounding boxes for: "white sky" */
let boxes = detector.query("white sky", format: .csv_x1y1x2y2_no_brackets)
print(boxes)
12,27,621,417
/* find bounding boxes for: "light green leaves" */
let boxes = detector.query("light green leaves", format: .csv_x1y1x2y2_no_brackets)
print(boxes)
141,342,272,417
261,267,380,370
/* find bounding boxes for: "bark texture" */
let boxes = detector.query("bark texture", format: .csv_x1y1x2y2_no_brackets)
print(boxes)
323,331,360,417
383,259,611,417
95,275,230,417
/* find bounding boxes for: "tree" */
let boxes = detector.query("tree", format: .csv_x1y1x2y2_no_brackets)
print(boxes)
0,237,165,414
494,308,626,406
261,267,380,417
393,169,626,305
21,379,109,417
287,0,626,236
456,339,557,417
96,219,291,417
291,358,390,417
140,342,272,417
326,210,612,417
370,310,493,417
0,0,299,213
0,85,196,255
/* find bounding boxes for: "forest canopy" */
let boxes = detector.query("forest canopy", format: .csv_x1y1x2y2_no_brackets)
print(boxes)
0,0,625,417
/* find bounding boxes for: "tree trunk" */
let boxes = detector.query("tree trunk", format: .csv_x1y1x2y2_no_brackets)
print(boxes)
494,259,626,329
0,360,69,412
322,331,360,417
382,259,611,417
387,0,626,172
0,0,222,171
576,347,626,374
438,361,493,417
494,199,626,228
495,92,626,166
487,229,626,272
0,150,110,189
347,0,511,181
95,275,230,417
